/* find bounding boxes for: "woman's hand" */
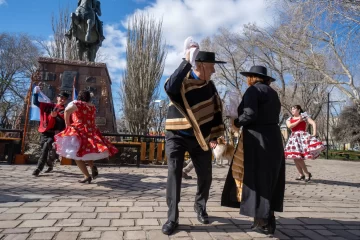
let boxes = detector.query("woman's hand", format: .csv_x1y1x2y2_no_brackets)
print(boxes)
230,118,239,132
209,140,217,149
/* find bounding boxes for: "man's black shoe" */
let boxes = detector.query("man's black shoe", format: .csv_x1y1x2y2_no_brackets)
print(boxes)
44,167,53,173
32,169,40,177
194,205,209,224
162,220,178,235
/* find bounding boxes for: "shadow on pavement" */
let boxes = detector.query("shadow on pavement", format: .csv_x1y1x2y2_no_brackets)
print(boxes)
173,217,360,239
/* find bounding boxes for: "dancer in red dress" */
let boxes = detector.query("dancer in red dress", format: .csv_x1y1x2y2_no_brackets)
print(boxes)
284,105,325,182
55,90,118,183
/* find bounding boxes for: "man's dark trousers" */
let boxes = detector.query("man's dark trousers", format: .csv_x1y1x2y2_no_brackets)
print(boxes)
165,131,212,222
36,132,55,171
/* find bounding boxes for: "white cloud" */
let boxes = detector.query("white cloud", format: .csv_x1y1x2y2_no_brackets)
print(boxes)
125,0,275,76
101,0,276,80
100,24,127,83
0,0,7,6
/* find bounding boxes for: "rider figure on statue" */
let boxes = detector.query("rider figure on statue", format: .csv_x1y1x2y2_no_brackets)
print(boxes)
65,0,105,45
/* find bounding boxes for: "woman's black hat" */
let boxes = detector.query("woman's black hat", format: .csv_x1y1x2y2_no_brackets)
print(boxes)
240,65,276,81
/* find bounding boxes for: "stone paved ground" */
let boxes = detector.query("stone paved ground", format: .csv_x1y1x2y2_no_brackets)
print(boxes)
0,159,359,240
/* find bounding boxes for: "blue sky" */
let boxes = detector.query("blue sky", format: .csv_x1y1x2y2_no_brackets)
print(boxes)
0,0,147,34
0,0,276,115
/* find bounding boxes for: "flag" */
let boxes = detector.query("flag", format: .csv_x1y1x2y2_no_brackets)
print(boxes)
73,87,78,100
30,85,51,121
72,76,78,100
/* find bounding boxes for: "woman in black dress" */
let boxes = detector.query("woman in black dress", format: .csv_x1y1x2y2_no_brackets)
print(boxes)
221,66,285,236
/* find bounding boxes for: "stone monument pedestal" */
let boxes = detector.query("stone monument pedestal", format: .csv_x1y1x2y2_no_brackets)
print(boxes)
33,57,117,133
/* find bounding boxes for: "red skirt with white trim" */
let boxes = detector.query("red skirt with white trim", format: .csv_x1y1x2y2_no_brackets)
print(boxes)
284,131,325,160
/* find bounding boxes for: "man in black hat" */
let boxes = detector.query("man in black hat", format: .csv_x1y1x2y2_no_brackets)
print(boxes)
162,48,226,235
32,89,70,177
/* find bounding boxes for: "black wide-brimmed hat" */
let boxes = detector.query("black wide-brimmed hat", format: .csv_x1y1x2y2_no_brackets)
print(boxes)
58,91,70,99
240,65,276,81
195,51,227,64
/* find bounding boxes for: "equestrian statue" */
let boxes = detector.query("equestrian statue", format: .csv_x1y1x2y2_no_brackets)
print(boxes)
65,0,105,62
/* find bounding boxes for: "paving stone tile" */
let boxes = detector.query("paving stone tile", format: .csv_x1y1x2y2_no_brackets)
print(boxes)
55,232,79,240
121,212,142,219
136,219,159,226
125,230,146,239
100,231,124,240
2,228,31,234
0,214,21,220
93,227,118,231
70,213,97,219
108,202,133,207
331,230,360,239
128,207,153,212
5,208,38,214
67,207,95,213
63,227,90,232
111,219,134,227
34,227,62,233
18,220,56,228
55,219,82,227
80,231,101,239
29,232,55,240
83,219,110,227
117,226,142,231
46,213,71,219
95,207,127,213
315,229,337,236
37,207,69,213
143,212,167,218
49,202,82,207
97,213,120,219
0,221,22,228
0,208,8,213
147,230,170,240
0,203,24,208
19,213,46,220
81,202,107,207
3,233,29,240
22,202,50,207
134,202,158,207
347,230,360,236
190,231,213,240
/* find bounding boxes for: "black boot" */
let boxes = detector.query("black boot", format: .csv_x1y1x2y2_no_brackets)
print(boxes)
32,169,40,177
91,166,98,179
162,220,178,235
194,205,209,224
44,167,53,173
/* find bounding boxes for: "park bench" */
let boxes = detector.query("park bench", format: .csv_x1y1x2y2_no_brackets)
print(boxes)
111,141,142,167
0,129,23,164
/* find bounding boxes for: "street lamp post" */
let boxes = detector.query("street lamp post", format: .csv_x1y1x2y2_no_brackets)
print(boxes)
323,92,346,159
326,92,330,159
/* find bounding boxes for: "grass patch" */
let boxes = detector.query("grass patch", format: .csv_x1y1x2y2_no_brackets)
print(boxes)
321,150,360,161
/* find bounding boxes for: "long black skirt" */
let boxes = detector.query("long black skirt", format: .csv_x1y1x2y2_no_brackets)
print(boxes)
222,125,285,219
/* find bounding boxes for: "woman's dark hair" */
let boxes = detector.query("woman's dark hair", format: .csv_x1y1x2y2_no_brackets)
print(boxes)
77,90,91,102
292,105,304,114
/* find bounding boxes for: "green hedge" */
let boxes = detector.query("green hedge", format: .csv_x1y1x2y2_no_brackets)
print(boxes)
321,150,360,161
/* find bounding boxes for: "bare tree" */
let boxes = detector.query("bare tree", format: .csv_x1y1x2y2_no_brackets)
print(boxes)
121,14,167,134
271,1,360,105
148,99,169,135
37,4,79,60
332,105,360,144
0,33,40,129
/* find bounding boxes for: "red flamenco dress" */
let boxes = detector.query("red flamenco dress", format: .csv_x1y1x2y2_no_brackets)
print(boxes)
284,118,325,160
55,100,118,161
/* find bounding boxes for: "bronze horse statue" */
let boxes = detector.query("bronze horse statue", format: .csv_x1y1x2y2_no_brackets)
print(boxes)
66,0,105,62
